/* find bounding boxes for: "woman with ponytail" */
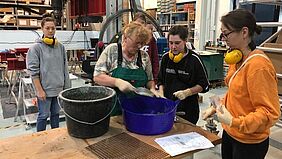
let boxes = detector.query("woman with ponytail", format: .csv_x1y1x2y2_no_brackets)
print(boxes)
202,9,280,159
26,13,70,132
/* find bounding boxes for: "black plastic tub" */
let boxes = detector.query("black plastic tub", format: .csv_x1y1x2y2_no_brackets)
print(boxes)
58,86,116,139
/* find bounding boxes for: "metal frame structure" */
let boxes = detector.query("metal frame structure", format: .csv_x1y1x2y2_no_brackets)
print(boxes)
239,0,282,5
97,0,164,57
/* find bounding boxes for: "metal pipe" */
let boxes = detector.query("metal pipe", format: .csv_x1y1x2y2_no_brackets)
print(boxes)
260,28,282,46
257,46,282,54
257,22,282,27
277,73,282,79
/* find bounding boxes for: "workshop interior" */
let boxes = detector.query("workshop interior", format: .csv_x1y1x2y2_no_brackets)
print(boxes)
0,0,281,158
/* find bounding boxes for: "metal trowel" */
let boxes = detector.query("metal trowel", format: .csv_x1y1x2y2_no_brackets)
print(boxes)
134,87,155,97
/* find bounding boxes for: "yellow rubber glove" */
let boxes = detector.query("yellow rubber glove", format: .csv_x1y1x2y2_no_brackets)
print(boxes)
114,78,135,93
202,106,216,120
173,89,192,100
216,105,233,126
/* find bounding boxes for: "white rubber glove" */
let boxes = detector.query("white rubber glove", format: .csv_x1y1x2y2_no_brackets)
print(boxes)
158,88,165,98
216,105,233,126
173,89,192,100
114,78,136,93
202,106,216,120
149,89,164,98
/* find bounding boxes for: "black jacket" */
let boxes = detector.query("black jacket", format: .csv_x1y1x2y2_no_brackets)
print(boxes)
158,49,209,110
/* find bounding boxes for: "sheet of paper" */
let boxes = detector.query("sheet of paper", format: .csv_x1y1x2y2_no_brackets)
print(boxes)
155,132,214,157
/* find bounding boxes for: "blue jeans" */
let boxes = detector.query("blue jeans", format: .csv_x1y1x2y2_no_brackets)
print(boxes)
36,97,60,132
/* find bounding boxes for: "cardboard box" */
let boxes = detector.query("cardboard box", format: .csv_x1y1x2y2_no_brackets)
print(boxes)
18,0,42,4
90,23,102,31
18,19,29,26
7,19,16,24
0,8,14,14
31,0,43,3
29,19,37,26
189,12,195,21
17,10,25,15
37,20,42,27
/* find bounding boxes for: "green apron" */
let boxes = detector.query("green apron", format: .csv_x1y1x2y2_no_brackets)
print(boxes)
111,43,148,116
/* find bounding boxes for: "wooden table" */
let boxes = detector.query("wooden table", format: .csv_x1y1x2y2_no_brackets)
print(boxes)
0,116,221,159
205,46,228,52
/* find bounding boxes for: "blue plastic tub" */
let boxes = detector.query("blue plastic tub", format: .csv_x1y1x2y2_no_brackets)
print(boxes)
120,94,177,135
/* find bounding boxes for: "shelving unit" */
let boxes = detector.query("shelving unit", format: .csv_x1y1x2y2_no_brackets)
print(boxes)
156,1,196,44
239,0,282,5
0,0,53,30
157,11,195,43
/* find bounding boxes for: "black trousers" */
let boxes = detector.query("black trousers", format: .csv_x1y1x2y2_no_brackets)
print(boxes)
222,130,269,159
177,104,199,124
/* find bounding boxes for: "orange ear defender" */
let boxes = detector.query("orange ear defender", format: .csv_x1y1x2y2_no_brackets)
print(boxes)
169,50,185,63
224,49,243,64
43,37,58,46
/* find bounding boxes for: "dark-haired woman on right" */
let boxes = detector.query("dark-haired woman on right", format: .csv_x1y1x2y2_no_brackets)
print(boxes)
202,9,280,159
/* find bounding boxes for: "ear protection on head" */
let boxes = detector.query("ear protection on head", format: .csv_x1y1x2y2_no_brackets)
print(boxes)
42,37,58,46
224,49,243,65
169,50,185,63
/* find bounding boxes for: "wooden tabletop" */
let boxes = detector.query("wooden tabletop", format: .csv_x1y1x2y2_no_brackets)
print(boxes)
205,46,228,51
0,116,221,159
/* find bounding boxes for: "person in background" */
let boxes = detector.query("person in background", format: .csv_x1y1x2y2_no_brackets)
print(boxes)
133,12,159,83
202,9,280,159
27,14,70,132
93,22,159,116
158,25,209,124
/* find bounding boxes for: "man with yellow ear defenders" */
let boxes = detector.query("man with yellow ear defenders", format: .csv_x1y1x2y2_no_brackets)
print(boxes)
157,26,210,124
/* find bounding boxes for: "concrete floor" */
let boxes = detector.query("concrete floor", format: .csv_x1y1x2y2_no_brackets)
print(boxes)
0,78,281,158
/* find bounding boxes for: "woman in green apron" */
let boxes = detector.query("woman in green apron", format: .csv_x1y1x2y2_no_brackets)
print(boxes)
93,22,160,115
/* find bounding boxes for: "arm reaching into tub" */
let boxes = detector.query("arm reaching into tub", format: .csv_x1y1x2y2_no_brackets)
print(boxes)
94,73,135,93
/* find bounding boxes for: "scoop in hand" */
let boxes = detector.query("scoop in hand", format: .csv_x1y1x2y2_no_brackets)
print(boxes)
134,87,155,97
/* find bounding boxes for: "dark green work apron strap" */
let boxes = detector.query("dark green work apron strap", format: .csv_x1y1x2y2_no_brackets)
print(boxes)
117,43,142,67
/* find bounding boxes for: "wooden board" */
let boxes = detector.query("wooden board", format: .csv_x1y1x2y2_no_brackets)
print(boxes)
0,116,221,159
263,43,282,94
276,30,282,44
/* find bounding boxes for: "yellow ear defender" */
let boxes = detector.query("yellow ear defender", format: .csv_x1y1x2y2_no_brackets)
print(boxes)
224,49,243,64
169,50,185,63
43,37,58,46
